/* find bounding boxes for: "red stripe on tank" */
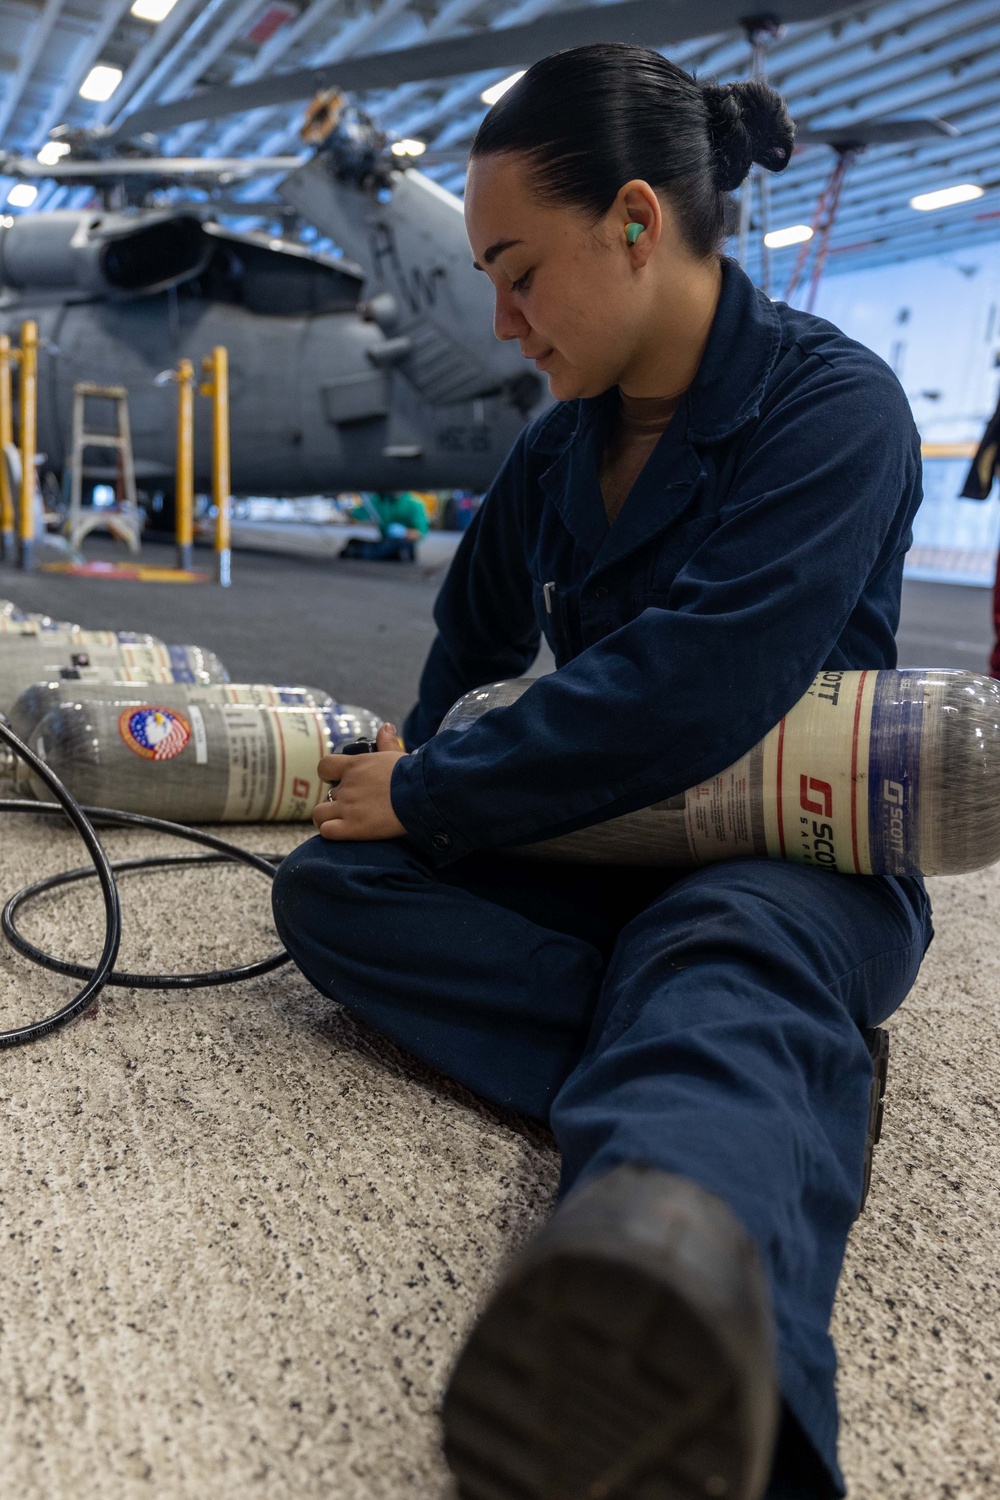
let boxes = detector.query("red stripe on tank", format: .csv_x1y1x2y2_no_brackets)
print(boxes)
849,671,868,874
314,710,325,802
273,708,288,819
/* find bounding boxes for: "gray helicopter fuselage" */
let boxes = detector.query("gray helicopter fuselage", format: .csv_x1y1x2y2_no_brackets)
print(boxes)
280,157,532,402
0,209,540,496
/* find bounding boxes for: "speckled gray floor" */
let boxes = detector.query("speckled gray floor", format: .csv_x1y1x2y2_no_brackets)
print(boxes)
0,554,996,1497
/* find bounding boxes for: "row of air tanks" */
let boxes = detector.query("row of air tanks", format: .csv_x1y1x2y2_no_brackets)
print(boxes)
0,600,380,821
0,210,542,497
6,596,1000,877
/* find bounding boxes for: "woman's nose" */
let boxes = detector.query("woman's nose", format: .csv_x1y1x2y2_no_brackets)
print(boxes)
493,288,530,342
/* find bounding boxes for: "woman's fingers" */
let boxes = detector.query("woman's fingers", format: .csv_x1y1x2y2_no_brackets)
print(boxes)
317,723,403,781
308,747,407,841
312,796,337,829
376,721,403,750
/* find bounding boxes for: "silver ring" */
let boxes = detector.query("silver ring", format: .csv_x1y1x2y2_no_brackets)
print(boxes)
326,785,336,802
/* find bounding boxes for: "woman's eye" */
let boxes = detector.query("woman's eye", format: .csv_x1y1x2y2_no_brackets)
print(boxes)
512,270,533,293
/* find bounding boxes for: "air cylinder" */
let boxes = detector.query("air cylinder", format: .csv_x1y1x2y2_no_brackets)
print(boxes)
31,698,381,821
0,601,78,636
9,680,334,744
0,638,228,713
438,668,1000,877
0,599,165,644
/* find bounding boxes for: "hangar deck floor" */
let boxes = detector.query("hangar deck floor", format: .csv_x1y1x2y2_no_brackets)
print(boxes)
0,541,995,1500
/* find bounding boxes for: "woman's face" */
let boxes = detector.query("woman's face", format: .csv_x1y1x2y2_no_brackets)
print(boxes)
464,151,686,402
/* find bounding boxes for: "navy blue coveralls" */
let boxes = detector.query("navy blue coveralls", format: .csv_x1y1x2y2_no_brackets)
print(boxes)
272,259,934,1497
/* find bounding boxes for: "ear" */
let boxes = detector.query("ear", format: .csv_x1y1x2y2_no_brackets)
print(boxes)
618,179,662,264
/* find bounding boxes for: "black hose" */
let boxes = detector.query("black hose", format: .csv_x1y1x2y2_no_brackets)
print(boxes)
0,721,296,1043
2,845,289,989
0,799,292,992
0,728,121,1048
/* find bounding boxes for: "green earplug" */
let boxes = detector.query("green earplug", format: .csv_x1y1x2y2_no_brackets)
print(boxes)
625,222,645,244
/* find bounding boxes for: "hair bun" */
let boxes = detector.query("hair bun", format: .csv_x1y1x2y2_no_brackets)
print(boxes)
701,77,795,192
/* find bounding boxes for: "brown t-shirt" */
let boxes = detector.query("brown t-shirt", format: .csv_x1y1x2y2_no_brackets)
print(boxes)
598,388,681,526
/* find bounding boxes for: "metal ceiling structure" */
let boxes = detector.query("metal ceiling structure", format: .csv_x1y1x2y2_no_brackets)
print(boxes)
0,0,998,280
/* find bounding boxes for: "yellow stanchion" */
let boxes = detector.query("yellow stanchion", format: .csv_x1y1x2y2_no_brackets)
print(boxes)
0,334,16,563
174,358,196,572
200,346,231,588
18,319,38,572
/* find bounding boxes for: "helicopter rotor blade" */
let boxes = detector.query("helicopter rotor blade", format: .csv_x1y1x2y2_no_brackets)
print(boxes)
0,155,305,180
389,112,960,168
107,0,857,142
794,116,959,148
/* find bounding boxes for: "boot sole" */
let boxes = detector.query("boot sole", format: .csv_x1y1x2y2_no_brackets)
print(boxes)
443,1177,777,1500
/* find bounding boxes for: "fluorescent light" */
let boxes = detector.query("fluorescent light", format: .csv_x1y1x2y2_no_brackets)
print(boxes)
481,71,525,106
390,138,426,157
79,65,123,102
7,183,38,207
910,182,983,212
37,140,71,165
764,223,814,249
131,0,178,17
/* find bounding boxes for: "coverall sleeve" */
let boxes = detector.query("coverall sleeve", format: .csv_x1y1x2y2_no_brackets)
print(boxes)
390,353,922,864
401,427,543,749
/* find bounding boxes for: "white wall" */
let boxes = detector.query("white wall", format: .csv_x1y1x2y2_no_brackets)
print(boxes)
812,239,1000,446
810,240,1000,583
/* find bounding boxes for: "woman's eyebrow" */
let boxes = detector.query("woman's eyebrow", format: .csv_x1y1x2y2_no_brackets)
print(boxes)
471,238,525,271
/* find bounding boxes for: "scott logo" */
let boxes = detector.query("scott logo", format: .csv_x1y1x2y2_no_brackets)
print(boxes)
883,779,906,857
800,776,833,818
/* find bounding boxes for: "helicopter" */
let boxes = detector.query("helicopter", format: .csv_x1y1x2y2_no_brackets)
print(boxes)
0,126,541,515
0,0,959,517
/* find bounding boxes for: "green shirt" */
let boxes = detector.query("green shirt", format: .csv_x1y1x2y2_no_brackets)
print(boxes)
351,491,429,537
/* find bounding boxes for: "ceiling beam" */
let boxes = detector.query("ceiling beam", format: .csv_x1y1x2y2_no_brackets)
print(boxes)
0,0,67,145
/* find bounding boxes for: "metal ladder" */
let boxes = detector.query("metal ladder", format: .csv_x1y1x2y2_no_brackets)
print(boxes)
67,382,142,555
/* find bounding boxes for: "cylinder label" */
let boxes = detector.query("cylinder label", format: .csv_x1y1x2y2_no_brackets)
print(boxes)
682,742,766,861
64,643,175,683
865,671,924,876
685,671,882,874
221,705,330,821
189,704,208,764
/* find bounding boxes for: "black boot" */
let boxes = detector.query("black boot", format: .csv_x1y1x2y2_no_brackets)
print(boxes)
442,1165,780,1500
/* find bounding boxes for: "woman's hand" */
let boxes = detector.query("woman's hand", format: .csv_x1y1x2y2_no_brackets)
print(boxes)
312,721,408,841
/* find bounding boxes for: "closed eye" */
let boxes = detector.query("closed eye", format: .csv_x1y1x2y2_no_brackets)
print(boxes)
512,270,533,293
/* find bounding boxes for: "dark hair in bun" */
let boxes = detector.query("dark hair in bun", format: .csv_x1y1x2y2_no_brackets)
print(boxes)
470,43,795,258
701,77,795,192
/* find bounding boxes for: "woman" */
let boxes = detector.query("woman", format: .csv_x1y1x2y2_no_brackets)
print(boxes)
272,44,933,1500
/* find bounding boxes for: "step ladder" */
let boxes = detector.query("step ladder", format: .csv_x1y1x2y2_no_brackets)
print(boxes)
67,382,142,555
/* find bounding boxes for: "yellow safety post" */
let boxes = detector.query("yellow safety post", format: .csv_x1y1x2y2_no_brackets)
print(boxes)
200,346,231,587
0,334,16,562
174,358,196,572
18,319,38,572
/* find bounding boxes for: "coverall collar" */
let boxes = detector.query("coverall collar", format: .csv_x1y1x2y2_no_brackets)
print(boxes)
528,258,782,567
529,256,783,460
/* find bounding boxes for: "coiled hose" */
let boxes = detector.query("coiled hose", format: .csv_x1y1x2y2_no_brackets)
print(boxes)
0,717,288,1049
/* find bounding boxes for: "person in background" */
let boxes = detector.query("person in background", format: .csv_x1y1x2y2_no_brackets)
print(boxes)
340,489,429,561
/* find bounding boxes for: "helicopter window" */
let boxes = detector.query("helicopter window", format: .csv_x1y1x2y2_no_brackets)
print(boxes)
236,240,360,316
180,239,360,316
